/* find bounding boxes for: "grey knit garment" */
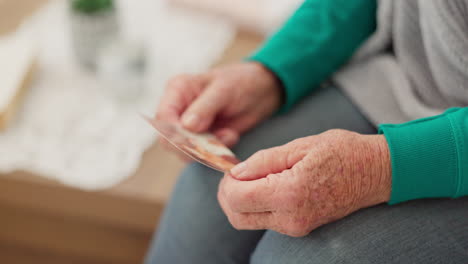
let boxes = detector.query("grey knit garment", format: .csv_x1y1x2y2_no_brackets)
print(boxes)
333,0,468,125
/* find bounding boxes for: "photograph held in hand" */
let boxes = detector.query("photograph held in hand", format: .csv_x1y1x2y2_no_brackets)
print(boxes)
143,116,240,172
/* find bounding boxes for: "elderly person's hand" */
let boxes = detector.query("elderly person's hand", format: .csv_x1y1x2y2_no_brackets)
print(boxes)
218,129,392,237
155,62,282,159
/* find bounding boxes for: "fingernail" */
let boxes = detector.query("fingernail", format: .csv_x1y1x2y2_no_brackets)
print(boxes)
182,113,200,129
231,162,247,178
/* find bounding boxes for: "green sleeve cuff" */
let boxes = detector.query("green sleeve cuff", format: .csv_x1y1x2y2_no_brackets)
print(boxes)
249,0,376,112
379,108,468,204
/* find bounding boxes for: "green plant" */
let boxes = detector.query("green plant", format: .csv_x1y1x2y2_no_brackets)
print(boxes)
71,0,114,14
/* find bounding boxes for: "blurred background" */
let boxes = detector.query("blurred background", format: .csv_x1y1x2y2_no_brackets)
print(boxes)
0,0,300,263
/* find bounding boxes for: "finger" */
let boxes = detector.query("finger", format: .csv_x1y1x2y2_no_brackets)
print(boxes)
227,209,275,230
156,80,189,122
155,92,183,123
181,82,228,132
156,74,208,123
218,181,275,230
230,140,306,181
230,212,274,230
219,173,280,213
213,128,239,147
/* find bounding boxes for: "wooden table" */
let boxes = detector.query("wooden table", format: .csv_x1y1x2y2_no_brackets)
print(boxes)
0,1,263,263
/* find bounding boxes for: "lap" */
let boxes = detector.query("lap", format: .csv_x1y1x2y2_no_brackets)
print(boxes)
252,197,468,264
145,86,377,264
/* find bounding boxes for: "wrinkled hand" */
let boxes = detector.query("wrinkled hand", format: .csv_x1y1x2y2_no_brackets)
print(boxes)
155,62,282,160
218,129,391,237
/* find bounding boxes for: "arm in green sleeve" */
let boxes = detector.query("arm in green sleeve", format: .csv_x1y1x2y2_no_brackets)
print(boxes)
379,108,468,204
249,0,377,111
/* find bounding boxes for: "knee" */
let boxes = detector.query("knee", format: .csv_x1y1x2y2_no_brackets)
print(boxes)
251,231,363,264
146,163,242,264
252,230,387,264
254,199,468,264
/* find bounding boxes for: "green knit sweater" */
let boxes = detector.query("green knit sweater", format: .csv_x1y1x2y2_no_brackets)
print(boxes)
250,0,468,204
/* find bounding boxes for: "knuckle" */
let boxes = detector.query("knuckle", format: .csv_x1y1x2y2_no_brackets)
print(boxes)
223,188,233,204
226,197,239,212
252,149,268,166
288,230,309,238
217,191,227,212
324,129,358,140
254,149,267,159
243,188,257,200
288,138,304,147
325,129,347,136
287,191,302,205
271,146,284,153
258,147,281,163
285,222,309,237
218,179,232,210
277,184,302,206
230,192,254,213
224,190,242,211
229,214,246,230
229,218,241,230
217,185,225,203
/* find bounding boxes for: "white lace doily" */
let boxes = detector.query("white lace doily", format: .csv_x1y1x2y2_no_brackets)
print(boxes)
0,0,235,189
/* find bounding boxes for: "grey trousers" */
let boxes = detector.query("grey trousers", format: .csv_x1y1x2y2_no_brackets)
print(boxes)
145,86,468,264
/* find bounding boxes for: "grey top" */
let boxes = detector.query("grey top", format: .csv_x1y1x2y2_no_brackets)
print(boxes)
333,0,468,125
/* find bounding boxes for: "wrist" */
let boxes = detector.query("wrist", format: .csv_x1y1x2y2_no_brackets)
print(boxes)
369,135,392,204
356,134,392,207
250,62,284,108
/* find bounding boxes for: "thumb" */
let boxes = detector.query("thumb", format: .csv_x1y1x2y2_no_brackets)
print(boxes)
231,141,306,181
181,82,228,132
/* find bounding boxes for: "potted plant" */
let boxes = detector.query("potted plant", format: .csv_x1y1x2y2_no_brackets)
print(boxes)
69,0,120,69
